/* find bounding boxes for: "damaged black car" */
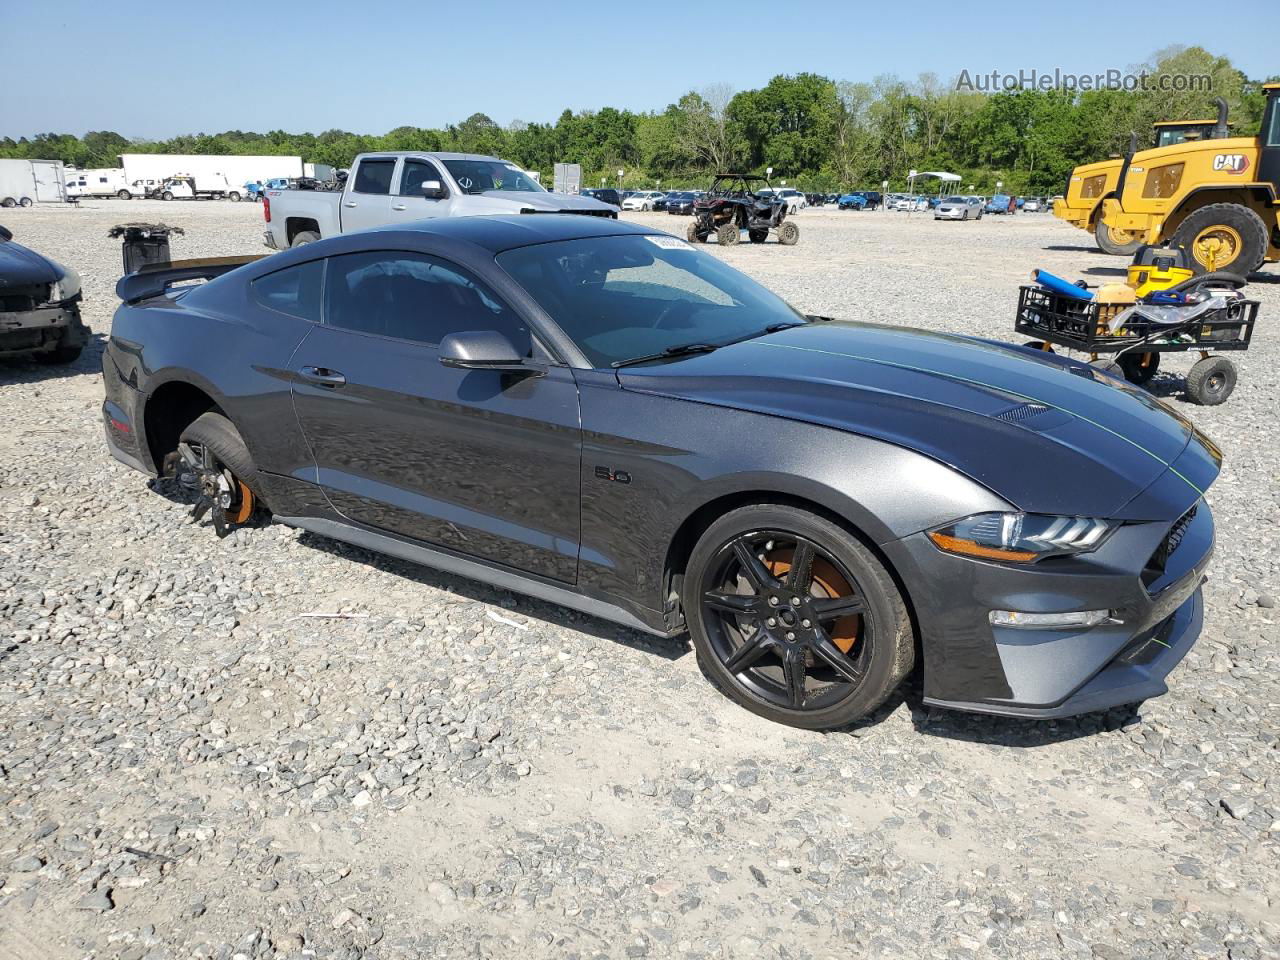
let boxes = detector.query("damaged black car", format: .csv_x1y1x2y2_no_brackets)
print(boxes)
0,224,89,364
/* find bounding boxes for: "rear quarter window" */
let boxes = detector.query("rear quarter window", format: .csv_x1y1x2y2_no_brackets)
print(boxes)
250,260,324,322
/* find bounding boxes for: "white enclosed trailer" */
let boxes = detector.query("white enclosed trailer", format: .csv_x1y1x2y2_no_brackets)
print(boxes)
118,154,304,191
0,159,68,206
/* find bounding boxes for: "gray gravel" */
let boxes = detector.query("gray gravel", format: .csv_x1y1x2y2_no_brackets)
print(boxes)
1,198,1277,959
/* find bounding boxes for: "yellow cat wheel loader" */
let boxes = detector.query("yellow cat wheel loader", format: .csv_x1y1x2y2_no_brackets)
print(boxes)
1054,101,1233,256
1101,83,1280,275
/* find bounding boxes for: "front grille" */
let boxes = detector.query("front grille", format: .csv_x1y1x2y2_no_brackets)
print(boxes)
1142,503,1198,586
0,285,50,312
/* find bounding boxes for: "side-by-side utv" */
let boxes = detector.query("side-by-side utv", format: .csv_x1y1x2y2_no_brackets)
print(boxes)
687,174,800,246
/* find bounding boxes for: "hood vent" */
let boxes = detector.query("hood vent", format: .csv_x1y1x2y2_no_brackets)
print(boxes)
994,402,1051,423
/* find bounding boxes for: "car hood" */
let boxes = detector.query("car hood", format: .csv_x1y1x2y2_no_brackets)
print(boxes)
0,239,60,288
475,191,616,212
616,322,1219,521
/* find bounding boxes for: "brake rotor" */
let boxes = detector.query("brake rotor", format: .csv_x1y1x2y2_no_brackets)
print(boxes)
169,442,255,537
765,546,862,654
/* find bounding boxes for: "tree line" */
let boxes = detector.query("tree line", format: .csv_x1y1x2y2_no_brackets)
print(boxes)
3,47,1272,196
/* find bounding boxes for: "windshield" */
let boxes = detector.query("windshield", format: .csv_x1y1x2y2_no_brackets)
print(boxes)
498,234,804,368
441,158,544,194
943,196,966,203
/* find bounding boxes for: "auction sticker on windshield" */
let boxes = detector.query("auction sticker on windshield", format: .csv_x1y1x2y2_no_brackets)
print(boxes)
646,236,692,251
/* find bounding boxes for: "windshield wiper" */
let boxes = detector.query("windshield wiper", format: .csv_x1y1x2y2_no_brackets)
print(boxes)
612,342,719,368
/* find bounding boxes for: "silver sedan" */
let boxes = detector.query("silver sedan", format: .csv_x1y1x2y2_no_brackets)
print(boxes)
934,196,984,221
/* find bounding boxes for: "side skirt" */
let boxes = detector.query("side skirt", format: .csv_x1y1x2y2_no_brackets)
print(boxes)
275,515,671,638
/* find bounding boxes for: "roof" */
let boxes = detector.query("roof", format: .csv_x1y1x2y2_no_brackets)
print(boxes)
1262,82,1280,91
367,213,657,253
1151,119,1217,127
908,171,961,182
357,151,503,162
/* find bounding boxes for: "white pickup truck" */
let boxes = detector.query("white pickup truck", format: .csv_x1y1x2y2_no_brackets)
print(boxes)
262,151,616,249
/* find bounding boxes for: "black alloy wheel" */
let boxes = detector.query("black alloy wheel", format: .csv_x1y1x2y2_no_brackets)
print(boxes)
686,505,913,729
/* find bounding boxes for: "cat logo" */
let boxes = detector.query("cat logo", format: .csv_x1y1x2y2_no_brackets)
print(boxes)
1212,154,1250,175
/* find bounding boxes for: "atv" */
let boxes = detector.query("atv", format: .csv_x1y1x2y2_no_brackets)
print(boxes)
686,174,799,246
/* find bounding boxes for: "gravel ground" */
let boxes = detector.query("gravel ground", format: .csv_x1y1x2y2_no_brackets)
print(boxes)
1,199,1277,960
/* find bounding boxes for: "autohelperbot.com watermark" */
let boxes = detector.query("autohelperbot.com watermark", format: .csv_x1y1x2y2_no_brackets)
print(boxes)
956,68,1213,93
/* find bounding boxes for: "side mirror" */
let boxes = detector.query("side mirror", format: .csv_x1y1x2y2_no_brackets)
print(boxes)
439,331,540,374
421,180,447,200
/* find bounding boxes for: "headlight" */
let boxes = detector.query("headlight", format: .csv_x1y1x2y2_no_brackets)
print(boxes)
927,513,1114,563
49,264,82,302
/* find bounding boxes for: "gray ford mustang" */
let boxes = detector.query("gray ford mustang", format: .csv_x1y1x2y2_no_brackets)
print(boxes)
102,216,1218,730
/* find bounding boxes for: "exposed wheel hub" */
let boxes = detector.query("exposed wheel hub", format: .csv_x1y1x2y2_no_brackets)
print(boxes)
171,441,253,538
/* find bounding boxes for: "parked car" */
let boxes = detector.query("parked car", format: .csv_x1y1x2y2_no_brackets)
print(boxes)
1022,197,1042,212
0,223,88,364
622,190,666,211
102,215,1221,730
757,187,806,214
665,192,697,215
263,152,617,249
985,194,1013,214
933,196,984,221
889,196,929,212
838,193,869,210
581,187,622,208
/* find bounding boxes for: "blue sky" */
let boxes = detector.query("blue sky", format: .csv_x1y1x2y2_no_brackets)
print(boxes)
1,0,1271,140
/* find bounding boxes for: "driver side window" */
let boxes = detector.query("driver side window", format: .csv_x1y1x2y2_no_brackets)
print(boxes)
323,251,530,352
400,160,444,197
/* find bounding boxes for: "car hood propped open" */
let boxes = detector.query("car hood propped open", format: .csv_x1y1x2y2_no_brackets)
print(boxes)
616,321,1219,521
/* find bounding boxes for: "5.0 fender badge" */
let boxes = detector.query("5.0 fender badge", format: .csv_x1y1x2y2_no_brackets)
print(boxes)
594,466,632,484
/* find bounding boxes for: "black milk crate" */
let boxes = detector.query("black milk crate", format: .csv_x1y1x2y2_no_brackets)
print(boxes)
1015,285,1258,354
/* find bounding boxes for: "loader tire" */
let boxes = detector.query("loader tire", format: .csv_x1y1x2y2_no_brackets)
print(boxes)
1094,218,1142,256
1171,204,1268,275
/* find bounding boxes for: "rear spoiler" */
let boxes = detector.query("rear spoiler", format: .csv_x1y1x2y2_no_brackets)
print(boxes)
116,255,265,304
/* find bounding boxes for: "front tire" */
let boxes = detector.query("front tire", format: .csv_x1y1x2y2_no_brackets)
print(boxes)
1185,356,1236,405
1119,351,1160,385
161,191,174,201
716,223,740,245
684,504,914,731
777,221,799,245
228,191,241,202
1171,203,1268,276
1094,218,1142,256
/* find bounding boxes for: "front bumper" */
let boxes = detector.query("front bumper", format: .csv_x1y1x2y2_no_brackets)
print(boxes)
0,301,88,357
883,502,1214,719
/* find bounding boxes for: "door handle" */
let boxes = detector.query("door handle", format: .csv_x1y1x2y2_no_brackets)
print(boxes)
297,365,346,388
343,201,358,208
391,203,406,211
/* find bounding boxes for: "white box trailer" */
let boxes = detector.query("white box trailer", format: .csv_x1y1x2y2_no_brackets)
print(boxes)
303,162,335,181
1,158,67,206
118,154,304,196
65,167,136,199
